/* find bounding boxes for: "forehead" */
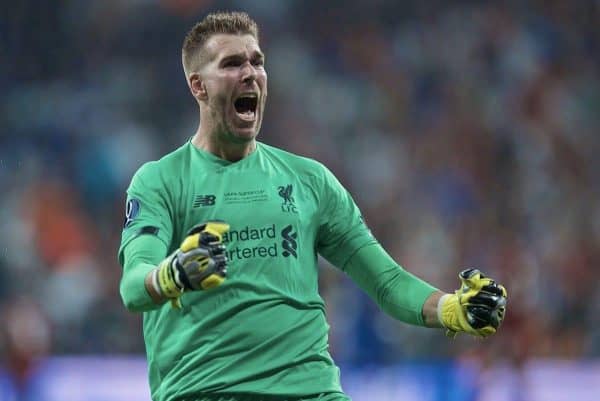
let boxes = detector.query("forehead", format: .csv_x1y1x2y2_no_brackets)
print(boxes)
204,34,262,60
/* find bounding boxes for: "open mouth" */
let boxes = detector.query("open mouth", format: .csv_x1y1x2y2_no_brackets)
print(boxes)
234,93,258,121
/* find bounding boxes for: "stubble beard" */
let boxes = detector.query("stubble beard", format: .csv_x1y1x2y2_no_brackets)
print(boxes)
212,95,262,144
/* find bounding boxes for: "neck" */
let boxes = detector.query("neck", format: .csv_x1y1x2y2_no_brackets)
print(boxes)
192,126,256,162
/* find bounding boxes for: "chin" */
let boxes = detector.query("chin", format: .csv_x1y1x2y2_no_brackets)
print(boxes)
230,127,258,143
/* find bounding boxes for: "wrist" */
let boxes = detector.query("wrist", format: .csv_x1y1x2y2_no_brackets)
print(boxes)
145,268,166,304
421,291,445,327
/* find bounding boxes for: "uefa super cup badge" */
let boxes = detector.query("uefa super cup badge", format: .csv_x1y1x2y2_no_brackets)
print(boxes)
124,198,141,228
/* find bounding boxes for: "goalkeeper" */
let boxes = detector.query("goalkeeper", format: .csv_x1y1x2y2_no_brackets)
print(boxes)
118,11,508,401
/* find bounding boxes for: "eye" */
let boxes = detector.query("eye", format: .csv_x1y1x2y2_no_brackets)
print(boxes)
252,58,264,67
222,59,241,68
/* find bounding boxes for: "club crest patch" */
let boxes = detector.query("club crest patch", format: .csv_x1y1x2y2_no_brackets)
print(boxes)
123,198,141,228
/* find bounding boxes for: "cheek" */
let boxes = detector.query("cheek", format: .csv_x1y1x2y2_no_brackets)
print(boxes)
259,74,268,97
207,85,229,111
215,94,229,110
206,76,233,101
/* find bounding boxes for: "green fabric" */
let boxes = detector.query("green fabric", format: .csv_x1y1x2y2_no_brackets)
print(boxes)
177,392,351,401
120,234,167,311
118,141,374,401
343,243,438,326
118,165,173,267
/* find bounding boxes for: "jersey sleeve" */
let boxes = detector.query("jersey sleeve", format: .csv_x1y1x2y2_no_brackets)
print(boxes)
344,243,438,326
118,162,173,267
316,165,376,268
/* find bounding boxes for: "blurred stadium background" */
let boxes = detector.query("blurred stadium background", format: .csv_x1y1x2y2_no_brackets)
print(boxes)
1,1,599,400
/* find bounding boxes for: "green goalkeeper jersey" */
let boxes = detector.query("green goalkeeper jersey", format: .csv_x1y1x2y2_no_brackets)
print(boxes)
118,141,376,400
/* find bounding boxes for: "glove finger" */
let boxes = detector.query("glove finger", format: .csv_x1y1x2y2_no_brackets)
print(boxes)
187,223,207,236
174,260,194,290
496,283,508,298
194,254,228,275
187,221,230,241
180,233,201,252
200,232,220,246
184,258,227,290
475,326,497,338
185,251,226,272
466,305,496,329
468,292,504,309
459,269,494,291
202,221,230,242
178,247,211,265
467,304,503,329
459,268,483,280
209,243,226,256
212,254,228,273
481,283,504,296
186,220,228,234
180,239,226,260
496,306,506,322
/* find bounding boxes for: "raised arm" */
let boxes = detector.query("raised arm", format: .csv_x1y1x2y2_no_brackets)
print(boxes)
343,243,507,337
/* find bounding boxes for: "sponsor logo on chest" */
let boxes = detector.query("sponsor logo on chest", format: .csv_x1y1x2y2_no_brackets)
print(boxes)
222,224,298,261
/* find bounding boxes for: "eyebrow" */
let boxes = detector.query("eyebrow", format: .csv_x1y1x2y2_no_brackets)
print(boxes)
219,50,265,64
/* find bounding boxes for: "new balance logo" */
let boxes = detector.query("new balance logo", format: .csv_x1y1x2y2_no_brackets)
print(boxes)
278,184,297,213
193,194,216,207
281,225,297,258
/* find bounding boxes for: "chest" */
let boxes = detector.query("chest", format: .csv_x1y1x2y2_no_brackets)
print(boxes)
172,169,319,251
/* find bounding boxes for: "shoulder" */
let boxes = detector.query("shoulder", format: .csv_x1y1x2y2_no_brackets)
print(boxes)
260,144,346,194
130,142,190,188
258,142,330,179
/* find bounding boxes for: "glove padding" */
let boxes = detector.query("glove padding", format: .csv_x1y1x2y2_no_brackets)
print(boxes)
439,268,507,338
157,221,229,308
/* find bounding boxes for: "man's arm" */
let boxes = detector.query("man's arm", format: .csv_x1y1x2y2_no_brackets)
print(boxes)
120,234,168,312
343,243,507,336
342,243,439,327
314,164,506,335
120,221,230,312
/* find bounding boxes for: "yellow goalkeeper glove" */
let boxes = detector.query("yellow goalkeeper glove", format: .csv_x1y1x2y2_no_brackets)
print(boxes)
438,268,507,338
155,221,229,308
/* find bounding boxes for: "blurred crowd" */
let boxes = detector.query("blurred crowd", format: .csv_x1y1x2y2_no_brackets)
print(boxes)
1,0,599,389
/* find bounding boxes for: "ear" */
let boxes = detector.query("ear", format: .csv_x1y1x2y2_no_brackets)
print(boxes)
189,73,208,100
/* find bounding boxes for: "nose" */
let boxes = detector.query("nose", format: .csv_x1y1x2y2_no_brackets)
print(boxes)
240,62,257,84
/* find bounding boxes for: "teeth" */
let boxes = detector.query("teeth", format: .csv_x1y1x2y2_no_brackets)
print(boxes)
238,93,257,99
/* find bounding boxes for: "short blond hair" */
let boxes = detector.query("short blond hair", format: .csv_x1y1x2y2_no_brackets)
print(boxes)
182,11,259,77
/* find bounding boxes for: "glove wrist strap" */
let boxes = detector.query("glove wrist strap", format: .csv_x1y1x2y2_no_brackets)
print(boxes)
151,268,162,297
158,258,184,299
437,293,451,328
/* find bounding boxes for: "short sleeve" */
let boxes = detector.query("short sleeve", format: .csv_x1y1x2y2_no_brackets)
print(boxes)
316,165,376,268
118,162,173,266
